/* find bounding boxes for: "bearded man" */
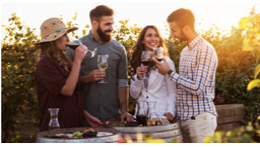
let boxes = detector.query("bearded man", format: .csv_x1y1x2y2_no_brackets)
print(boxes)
65,5,133,127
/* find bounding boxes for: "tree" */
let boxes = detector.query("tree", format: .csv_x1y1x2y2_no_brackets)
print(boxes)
239,7,260,91
1,13,40,142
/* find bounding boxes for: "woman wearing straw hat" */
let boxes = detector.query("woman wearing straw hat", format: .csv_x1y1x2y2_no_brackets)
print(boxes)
35,17,103,132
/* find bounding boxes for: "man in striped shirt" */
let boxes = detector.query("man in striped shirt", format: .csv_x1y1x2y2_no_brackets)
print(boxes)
153,8,218,143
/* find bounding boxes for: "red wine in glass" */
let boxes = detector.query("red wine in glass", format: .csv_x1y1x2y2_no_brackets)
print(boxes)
141,60,151,66
68,39,97,58
153,47,163,62
67,45,80,50
156,58,163,62
68,40,82,50
141,51,152,66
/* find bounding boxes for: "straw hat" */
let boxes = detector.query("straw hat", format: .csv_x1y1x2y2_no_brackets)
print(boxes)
35,17,78,44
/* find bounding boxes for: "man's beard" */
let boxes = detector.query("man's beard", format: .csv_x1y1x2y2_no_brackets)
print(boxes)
97,25,112,42
177,30,189,42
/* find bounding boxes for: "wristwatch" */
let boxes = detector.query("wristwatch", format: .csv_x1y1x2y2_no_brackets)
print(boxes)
165,70,173,78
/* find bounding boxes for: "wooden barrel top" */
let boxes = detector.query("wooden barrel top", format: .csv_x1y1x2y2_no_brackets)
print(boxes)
110,121,182,143
36,127,121,143
111,121,180,133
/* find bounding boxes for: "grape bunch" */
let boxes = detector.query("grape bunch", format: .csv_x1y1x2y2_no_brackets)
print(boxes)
70,131,83,138
125,120,138,127
83,130,97,137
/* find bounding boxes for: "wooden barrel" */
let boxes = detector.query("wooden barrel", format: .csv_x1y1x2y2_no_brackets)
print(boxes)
111,121,182,143
36,127,121,143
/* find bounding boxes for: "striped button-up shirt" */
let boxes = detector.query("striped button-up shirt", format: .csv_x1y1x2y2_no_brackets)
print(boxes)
169,34,218,120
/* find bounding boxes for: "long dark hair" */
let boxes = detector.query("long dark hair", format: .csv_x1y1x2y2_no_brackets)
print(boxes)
130,25,168,79
36,42,72,72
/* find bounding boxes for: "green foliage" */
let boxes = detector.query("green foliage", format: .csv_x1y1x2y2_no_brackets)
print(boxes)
113,20,143,63
65,12,80,38
1,13,40,142
205,11,260,125
248,79,260,91
204,120,260,143
165,36,186,73
240,8,260,91
240,7,260,58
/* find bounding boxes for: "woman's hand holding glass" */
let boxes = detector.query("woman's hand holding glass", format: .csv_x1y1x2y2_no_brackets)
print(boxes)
74,45,88,62
136,66,148,80
137,51,152,80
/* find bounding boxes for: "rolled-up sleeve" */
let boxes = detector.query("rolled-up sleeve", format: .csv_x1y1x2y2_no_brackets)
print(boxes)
117,45,128,87
118,79,128,88
130,74,143,99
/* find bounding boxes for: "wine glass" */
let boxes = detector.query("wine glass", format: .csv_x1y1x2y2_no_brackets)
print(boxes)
141,51,152,66
153,47,163,62
97,54,109,83
68,39,97,58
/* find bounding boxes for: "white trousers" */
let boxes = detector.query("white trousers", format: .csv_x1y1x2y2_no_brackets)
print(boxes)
180,112,217,143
